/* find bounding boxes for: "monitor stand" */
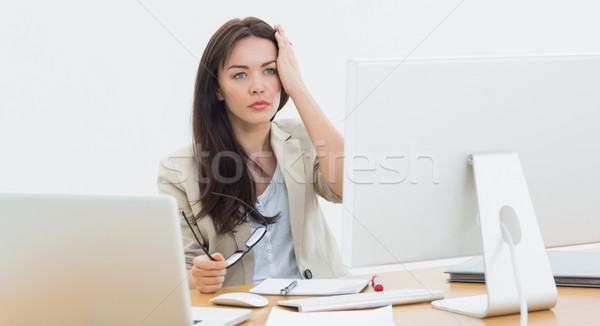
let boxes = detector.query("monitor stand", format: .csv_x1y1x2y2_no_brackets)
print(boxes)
431,152,557,318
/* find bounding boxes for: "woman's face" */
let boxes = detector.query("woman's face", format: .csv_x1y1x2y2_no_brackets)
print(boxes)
217,36,282,130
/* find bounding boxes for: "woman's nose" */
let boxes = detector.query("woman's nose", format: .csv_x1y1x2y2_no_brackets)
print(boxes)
249,76,265,94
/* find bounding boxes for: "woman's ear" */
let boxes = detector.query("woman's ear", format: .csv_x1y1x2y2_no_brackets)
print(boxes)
216,87,224,101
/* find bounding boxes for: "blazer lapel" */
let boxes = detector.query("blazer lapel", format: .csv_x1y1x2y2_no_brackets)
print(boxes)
270,123,306,262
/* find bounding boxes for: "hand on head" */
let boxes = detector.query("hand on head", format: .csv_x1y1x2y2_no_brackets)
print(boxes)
274,24,306,97
190,253,228,293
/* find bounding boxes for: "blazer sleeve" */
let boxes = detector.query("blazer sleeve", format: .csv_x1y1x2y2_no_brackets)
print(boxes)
280,118,343,204
157,154,204,269
313,157,343,204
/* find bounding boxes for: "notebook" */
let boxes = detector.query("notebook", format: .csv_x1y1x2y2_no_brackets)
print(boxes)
250,278,370,296
445,250,600,287
0,193,251,326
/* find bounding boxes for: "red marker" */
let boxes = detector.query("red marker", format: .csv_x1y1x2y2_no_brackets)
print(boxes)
371,275,383,291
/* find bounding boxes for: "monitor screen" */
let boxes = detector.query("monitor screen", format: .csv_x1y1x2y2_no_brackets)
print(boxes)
342,54,600,267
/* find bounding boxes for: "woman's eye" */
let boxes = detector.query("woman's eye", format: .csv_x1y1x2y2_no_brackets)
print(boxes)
265,68,276,75
234,72,246,79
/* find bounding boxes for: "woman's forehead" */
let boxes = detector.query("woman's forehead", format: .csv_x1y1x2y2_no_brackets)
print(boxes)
223,36,277,68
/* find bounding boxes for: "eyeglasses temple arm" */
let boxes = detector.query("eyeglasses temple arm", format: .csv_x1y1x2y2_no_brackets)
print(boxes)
181,211,216,261
211,192,268,225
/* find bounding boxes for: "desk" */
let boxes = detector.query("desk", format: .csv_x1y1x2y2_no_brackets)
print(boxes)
190,265,600,325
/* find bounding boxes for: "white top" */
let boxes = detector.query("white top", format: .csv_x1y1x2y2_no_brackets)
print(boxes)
250,165,301,284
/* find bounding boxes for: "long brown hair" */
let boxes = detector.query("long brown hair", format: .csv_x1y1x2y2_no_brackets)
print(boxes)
192,17,289,235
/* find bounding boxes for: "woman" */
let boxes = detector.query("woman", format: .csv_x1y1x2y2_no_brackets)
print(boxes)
158,17,347,293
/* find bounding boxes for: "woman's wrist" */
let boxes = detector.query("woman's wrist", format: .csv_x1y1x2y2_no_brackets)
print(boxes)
285,79,309,100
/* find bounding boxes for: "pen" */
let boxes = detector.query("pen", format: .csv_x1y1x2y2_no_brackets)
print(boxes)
280,280,297,295
371,275,383,291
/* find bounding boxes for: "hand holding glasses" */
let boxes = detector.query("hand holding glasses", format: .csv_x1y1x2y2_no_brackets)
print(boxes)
181,192,268,269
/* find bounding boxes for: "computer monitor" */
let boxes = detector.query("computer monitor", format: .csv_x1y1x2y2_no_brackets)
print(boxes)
341,54,600,267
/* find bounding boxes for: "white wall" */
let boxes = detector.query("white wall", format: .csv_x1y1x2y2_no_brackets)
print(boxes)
2,0,599,245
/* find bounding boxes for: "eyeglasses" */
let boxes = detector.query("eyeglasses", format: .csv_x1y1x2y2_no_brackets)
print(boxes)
181,192,268,269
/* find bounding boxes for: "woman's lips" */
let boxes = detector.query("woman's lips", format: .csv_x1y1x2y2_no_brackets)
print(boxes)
249,101,269,110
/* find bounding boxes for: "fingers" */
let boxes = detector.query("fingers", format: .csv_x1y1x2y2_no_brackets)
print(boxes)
274,24,292,51
194,253,229,270
274,24,305,97
191,253,228,293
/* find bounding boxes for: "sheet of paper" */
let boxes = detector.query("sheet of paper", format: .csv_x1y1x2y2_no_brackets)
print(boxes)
250,278,370,296
265,305,395,326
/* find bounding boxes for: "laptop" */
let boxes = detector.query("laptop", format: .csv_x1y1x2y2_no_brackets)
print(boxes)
0,193,251,326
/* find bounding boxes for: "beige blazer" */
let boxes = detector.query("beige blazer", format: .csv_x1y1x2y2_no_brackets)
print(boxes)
157,119,348,286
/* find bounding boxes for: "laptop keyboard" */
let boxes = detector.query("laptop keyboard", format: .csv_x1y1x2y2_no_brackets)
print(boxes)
278,288,444,312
